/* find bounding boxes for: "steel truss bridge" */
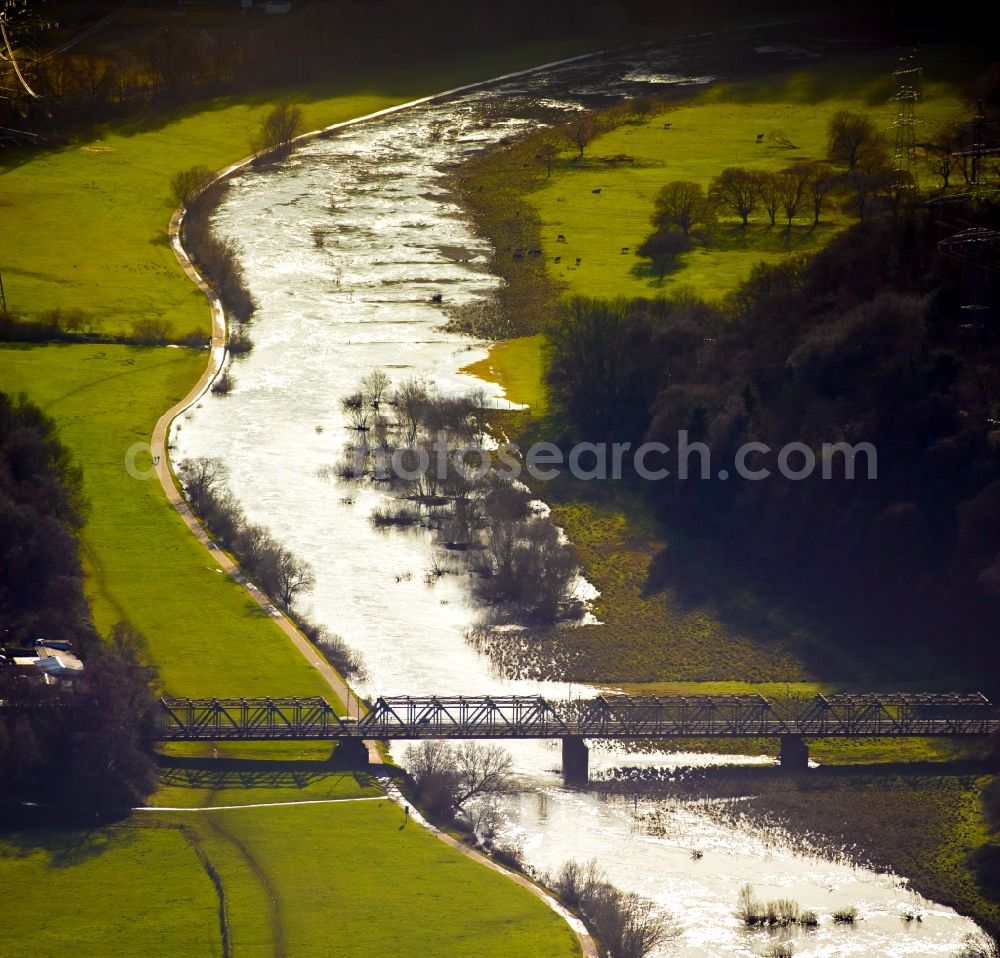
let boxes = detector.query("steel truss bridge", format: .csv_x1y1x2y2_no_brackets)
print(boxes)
157,693,998,781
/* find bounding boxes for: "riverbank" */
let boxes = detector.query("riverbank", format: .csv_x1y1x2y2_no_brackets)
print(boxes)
445,36,1000,942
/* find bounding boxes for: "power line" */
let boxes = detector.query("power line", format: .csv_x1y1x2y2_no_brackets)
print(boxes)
0,11,39,98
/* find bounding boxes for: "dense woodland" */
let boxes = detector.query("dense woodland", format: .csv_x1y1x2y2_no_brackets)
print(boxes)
0,392,90,646
548,199,1000,679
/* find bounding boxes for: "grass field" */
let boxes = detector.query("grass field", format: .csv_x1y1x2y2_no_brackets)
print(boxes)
200,800,580,958
461,333,549,413
0,43,597,339
0,824,222,958
0,800,581,958
529,62,965,302
152,741,384,808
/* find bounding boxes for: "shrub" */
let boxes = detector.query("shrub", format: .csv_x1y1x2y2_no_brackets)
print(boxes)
371,502,422,528
131,318,170,345
548,859,677,958
956,932,1000,958
228,326,254,355
832,906,858,924
176,328,210,348
211,371,234,395
253,101,305,154
170,165,214,208
306,625,368,680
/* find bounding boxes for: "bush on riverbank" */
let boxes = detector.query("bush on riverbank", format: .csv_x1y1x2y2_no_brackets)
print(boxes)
181,181,257,323
297,623,367,681
547,859,677,958
177,457,314,612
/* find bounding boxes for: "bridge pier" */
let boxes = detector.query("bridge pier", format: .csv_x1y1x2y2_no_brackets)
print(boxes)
779,734,809,771
562,736,589,786
336,736,370,767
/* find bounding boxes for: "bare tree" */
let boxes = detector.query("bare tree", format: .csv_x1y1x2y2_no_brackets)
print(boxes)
404,740,514,819
362,370,391,410
255,101,305,153
805,162,836,226
170,165,214,208
757,171,781,226
568,115,601,157
548,859,677,958
454,741,514,805
464,796,505,844
710,167,762,226
651,180,712,236
843,151,894,223
260,547,315,610
827,109,883,171
536,137,566,178
956,932,999,958
778,166,810,226
178,458,226,512
628,95,655,119
924,123,962,189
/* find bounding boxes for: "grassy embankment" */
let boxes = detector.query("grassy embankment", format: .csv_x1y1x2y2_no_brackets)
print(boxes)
456,48,999,933
1,42,601,958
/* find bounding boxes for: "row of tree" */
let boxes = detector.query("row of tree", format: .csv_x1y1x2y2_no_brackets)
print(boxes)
638,106,1000,281
177,458,315,611
0,0,741,144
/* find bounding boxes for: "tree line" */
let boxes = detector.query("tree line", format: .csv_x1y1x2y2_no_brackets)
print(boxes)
1,393,159,821
637,108,970,281
0,0,749,146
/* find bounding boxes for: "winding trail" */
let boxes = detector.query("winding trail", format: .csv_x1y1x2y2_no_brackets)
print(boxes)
152,53,605,958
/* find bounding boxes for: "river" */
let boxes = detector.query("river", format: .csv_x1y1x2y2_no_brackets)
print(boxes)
173,36,982,958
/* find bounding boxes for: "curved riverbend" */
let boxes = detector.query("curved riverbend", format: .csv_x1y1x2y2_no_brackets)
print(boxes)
171,41,986,958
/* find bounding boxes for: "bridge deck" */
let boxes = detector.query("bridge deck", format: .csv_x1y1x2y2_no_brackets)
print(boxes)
155,693,1000,742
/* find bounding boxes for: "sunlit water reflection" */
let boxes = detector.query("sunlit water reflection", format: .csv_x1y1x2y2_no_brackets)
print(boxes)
174,42,980,957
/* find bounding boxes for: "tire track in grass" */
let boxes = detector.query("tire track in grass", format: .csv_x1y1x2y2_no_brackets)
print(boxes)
179,823,233,958
202,811,287,958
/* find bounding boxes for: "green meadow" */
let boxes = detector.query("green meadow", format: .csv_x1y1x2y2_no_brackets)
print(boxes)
1,800,580,958
530,63,965,303
458,58,966,417
1,43,595,339
0,343,335,700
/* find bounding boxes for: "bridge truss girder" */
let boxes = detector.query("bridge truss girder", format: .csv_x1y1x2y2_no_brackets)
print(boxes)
155,693,999,742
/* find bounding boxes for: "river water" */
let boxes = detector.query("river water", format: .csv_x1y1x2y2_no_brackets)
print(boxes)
173,38,981,957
